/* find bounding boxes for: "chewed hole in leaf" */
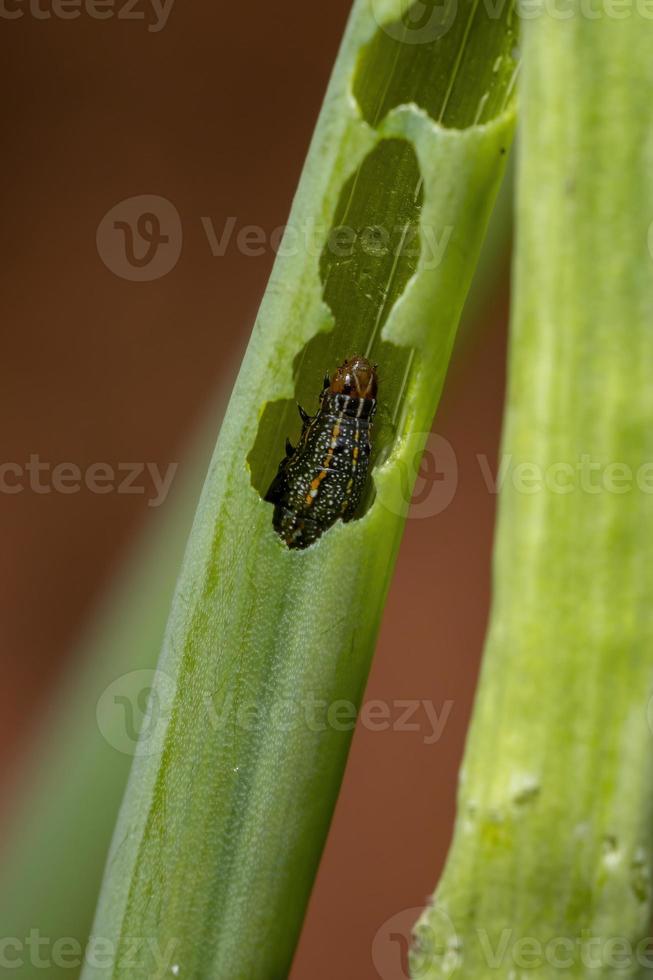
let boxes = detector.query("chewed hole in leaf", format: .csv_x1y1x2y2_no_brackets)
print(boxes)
353,0,519,129
249,138,423,519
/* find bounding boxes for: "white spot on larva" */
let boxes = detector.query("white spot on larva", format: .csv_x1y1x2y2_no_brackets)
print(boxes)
171,966,180,977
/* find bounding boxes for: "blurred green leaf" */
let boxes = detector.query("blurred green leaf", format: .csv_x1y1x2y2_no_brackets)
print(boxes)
414,3,653,977
84,1,517,977
0,404,220,980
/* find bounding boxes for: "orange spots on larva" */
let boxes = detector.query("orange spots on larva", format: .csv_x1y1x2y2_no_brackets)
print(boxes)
266,356,378,549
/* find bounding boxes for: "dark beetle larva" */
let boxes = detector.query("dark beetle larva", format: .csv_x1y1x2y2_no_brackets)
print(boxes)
265,355,378,549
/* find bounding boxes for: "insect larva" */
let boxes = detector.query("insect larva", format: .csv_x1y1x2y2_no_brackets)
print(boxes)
265,355,378,549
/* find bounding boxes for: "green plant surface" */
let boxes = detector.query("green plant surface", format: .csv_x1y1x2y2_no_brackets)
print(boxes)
413,3,653,978
0,207,513,980
82,1,517,977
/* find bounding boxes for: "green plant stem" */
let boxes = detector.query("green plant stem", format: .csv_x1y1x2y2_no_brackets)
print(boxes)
413,4,653,978
0,260,511,980
83,1,517,976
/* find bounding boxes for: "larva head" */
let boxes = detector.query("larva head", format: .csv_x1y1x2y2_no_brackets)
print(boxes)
328,356,378,401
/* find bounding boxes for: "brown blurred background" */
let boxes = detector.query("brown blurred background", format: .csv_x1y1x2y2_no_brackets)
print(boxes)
0,1,509,976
